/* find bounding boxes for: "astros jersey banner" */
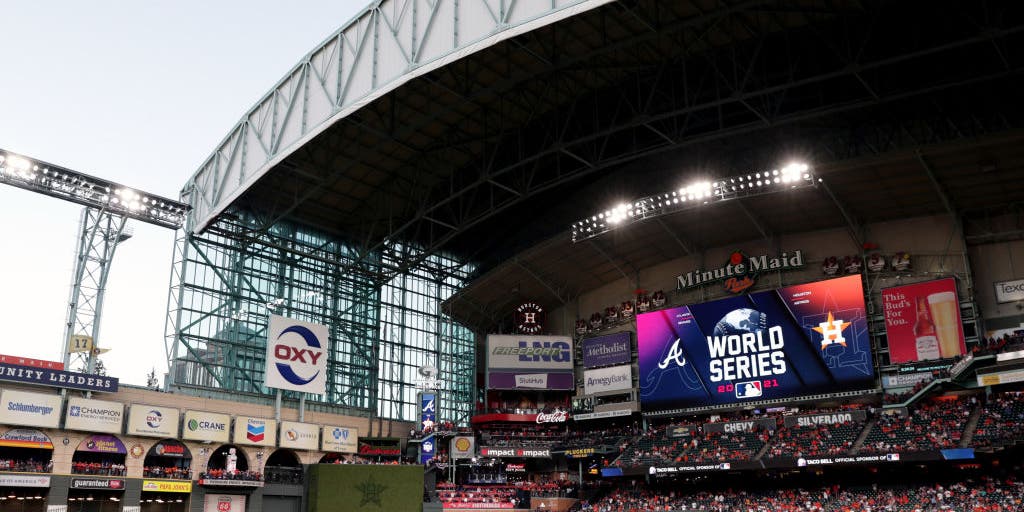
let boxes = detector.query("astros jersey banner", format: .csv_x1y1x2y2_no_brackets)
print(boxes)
638,275,874,411
265,314,328,394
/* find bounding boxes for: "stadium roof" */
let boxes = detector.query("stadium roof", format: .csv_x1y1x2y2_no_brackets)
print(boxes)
182,0,1024,332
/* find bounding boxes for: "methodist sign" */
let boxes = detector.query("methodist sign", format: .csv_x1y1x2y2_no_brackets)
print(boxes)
264,314,328,395
486,335,574,390
0,390,62,428
638,275,874,412
0,362,117,392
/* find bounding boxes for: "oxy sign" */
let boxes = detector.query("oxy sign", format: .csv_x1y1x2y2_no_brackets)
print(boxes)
264,314,328,395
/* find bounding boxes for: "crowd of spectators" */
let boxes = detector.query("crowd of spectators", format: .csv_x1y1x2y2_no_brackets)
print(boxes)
0,458,51,473
860,398,973,454
480,423,567,447
436,483,520,508
516,479,576,498
559,424,638,449
142,465,191,479
883,371,948,405
200,468,263,481
973,392,1024,448
767,421,863,459
579,477,1024,511
71,461,125,475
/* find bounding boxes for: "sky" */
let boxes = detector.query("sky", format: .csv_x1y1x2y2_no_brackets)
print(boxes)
0,1,365,386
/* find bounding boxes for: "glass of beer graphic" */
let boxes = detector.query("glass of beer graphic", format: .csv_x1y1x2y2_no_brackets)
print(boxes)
927,291,961,358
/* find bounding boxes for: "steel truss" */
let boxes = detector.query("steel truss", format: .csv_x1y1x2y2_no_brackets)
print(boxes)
165,213,475,424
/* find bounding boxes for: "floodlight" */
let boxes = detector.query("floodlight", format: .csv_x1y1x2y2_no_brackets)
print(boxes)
571,161,815,242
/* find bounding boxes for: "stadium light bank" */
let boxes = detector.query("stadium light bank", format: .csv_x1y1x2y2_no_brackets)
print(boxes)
571,162,816,243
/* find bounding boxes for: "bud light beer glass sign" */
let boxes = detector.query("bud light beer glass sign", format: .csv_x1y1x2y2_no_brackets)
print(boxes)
637,275,874,411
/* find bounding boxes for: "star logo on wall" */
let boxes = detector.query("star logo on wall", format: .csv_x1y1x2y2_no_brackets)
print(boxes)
356,475,387,507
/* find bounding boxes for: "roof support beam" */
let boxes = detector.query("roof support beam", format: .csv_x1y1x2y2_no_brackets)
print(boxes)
916,150,965,272
818,178,864,250
655,218,696,257
512,258,569,306
735,200,772,241
587,240,638,288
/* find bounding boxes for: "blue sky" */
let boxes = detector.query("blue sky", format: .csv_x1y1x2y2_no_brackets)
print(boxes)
0,1,364,385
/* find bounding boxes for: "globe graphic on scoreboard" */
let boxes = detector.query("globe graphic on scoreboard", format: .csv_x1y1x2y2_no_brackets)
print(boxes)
712,308,768,337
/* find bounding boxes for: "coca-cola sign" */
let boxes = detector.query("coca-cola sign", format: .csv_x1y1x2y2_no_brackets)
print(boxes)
535,410,568,424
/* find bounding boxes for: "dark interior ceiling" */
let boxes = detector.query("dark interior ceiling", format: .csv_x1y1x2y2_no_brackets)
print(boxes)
224,0,1024,332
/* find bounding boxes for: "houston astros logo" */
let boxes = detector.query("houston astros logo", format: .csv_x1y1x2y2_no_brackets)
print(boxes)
274,325,324,385
812,311,851,350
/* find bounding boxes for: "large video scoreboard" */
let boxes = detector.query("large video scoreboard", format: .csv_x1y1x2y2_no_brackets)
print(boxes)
638,275,875,412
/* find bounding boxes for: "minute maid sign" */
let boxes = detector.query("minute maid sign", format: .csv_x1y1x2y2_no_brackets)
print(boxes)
676,250,805,294
264,314,328,395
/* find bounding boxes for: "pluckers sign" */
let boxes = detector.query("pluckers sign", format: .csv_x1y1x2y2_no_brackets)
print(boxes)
676,250,806,294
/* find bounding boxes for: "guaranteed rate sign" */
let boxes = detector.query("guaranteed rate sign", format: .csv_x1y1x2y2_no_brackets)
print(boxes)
638,275,874,411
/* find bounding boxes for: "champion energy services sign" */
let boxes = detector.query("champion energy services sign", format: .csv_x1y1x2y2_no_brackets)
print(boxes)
264,314,328,395
65,398,124,434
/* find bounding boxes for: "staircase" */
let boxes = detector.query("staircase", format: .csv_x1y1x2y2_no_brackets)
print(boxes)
959,401,984,447
851,417,878,454
885,378,949,409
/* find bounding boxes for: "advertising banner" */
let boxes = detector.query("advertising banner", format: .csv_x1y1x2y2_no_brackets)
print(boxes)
358,438,401,457
666,425,696,438
882,372,934,389
321,425,358,453
582,332,632,368
280,421,319,450
264,314,328,395
783,410,867,428
978,369,1024,387
233,416,276,447
479,447,551,458
181,411,230,443
573,409,632,421
419,434,436,464
450,436,475,459
0,428,52,449
583,365,632,395
486,335,573,371
703,418,776,434
142,480,192,493
486,372,574,390
70,478,125,490
0,389,61,428
797,453,901,467
149,440,189,459
995,278,1024,304
65,398,124,434
126,405,180,438
420,392,436,431
0,474,50,487
882,278,966,363
0,354,63,370
638,275,874,411
78,435,126,454
204,494,246,512
0,362,117,392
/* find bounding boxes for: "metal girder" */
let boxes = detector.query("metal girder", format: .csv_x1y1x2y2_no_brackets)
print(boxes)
587,239,638,288
183,0,616,232
511,257,570,305
818,178,864,250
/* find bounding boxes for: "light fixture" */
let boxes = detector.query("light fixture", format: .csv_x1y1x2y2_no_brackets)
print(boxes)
570,161,814,242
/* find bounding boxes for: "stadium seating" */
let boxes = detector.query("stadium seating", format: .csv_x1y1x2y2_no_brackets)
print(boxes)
767,421,863,458
973,392,1024,447
860,398,971,454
